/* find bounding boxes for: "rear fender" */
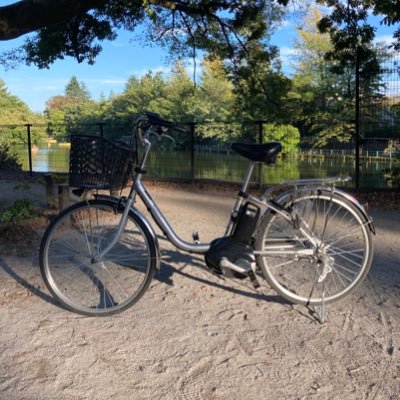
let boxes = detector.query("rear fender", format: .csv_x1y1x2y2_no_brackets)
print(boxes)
269,187,375,235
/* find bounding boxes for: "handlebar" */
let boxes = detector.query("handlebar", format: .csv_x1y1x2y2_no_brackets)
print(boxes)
135,111,186,144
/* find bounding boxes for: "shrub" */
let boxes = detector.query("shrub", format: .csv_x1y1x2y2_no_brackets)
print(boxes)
263,123,300,155
0,199,36,225
383,140,400,189
0,143,22,171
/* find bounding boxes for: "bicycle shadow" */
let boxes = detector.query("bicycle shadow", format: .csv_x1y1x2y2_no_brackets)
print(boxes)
155,245,290,306
0,257,63,310
0,232,289,313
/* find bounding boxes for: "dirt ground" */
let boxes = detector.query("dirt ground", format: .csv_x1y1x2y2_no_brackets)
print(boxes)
1,177,400,400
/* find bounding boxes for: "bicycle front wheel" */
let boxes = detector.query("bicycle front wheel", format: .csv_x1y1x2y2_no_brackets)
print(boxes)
255,190,373,305
40,199,158,316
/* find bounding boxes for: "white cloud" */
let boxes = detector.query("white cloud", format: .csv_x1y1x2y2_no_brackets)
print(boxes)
127,65,171,76
280,46,298,57
374,34,394,46
276,19,292,31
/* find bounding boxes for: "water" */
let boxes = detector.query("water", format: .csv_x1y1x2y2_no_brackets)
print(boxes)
15,143,393,189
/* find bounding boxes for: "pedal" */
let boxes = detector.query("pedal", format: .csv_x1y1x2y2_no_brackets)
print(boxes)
219,258,260,288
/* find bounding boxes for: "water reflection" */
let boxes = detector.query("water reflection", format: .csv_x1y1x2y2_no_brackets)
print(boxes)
15,144,392,189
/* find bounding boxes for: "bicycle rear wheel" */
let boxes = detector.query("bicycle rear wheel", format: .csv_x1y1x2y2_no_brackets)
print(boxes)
40,199,158,316
255,189,373,305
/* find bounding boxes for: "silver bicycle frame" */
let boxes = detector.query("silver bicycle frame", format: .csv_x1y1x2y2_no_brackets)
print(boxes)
93,128,363,262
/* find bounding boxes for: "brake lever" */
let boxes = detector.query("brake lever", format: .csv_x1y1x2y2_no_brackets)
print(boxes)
148,129,162,142
163,134,176,144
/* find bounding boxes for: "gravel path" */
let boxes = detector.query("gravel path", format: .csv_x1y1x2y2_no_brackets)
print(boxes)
1,182,400,400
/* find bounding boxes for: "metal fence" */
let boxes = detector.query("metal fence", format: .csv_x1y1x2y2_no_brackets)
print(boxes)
0,120,397,190
2,51,400,190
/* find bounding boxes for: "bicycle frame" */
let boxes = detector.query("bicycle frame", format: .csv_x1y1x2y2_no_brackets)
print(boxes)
92,129,373,263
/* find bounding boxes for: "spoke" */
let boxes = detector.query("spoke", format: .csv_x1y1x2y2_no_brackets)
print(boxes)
333,267,354,284
333,262,358,276
77,209,94,257
319,195,337,241
52,259,92,274
330,250,364,268
328,246,364,260
329,268,341,293
324,219,360,243
100,263,131,300
324,223,366,248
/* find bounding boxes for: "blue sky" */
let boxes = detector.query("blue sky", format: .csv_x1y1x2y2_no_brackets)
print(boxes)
0,2,397,113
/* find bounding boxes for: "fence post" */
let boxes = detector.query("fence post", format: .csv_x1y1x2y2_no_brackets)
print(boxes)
355,46,361,191
258,121,263,188
190,122,195,181
26,124,33,176
98,122,105,138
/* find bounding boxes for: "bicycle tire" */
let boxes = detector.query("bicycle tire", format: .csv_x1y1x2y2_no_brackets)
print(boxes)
254,189,373,305
40,199,158,316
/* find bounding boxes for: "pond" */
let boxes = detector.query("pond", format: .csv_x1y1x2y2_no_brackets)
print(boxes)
14,142,393,189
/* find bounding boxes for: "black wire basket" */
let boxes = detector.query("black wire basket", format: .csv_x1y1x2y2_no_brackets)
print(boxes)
69,135,134,191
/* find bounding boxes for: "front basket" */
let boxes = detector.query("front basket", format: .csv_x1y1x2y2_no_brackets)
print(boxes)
69,135,133,191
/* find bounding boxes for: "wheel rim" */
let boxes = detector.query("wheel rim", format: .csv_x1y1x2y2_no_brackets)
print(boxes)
43,203,152,314
258,194,371,305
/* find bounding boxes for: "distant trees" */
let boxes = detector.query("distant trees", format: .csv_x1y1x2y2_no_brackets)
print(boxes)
45,76,99,139
0,80,45,144
0,2,398,150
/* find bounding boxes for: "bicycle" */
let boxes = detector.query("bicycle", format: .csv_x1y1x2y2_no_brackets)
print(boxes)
39,112,375,317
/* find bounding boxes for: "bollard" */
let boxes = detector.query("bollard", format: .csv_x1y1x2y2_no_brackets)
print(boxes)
44,173,57,208
58,184,70,211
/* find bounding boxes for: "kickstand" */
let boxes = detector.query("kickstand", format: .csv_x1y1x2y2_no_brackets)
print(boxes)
307,283,326,324
319,283,326,324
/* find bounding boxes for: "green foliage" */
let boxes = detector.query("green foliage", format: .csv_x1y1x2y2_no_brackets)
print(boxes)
14,181,31,191
288,6,385,145
0,199,37,225
263,124,300,155
383,140,400,188
0,143,22,171
65,76,91,101
45,77,100,138
0,80,46,144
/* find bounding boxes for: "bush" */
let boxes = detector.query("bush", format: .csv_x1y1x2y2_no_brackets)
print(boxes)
263,123,300,155
0,143,22,171
383,140,400,189
0,199,36,225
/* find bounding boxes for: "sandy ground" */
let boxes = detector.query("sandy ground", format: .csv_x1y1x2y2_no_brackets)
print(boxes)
1,179,400,400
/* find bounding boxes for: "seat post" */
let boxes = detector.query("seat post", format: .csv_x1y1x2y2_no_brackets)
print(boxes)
224,161,255,236
241,161,255,194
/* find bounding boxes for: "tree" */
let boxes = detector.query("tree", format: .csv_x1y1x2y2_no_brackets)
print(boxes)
289,5,386,146
196,58,234,122
45,76,97,138
0,1,289,73
103,71,167,124
0,80,45,144
263,123,300,155
289,6,354,144
64,76,91,101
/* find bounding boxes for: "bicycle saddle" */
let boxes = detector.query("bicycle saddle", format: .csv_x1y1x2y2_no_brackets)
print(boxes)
231,142,282,164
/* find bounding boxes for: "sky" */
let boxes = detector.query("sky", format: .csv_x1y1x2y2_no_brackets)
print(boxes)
0,2,397,113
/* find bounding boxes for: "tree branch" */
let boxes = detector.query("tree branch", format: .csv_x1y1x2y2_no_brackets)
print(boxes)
0,0,108,40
